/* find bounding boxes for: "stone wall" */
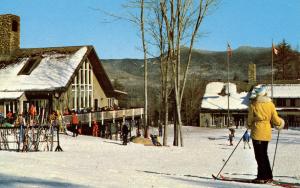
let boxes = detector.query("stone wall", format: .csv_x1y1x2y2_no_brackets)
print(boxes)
0,14,20,56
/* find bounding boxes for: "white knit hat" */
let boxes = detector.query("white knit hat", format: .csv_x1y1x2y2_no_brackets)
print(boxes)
255,86,267,96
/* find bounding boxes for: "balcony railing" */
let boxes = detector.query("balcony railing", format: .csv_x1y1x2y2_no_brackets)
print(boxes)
63,108,144,124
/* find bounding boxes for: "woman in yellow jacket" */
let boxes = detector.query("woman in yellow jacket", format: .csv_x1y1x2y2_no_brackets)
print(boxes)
247,86,284,183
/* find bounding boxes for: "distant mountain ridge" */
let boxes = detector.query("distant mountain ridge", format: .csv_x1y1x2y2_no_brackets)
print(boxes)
102,46,299,93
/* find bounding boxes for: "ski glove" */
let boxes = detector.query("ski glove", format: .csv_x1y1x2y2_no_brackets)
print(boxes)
274,118,285,130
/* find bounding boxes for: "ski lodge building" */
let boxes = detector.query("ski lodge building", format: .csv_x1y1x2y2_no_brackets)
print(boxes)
200,82,300,128
0,14,143,123
257,84,300,127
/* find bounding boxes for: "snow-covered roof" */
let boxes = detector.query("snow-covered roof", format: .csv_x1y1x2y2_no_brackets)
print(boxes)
201,82,249,110
0,91,24,99
0,47,87,91
251,84,300,98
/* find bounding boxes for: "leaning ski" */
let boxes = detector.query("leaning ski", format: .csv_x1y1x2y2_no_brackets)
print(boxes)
212,174,300,188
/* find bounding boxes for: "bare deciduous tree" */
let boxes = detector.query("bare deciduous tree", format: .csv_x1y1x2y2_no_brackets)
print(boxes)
160,0,217,146
140,0,149,137
101,0,217,146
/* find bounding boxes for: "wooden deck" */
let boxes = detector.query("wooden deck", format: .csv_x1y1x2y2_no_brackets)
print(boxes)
63,108,144,124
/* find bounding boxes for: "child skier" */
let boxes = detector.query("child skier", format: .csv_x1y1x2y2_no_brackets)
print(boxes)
243,130,251,149
228,129,234,146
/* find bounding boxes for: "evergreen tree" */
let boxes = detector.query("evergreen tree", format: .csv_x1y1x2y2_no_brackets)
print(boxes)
274,39,299,80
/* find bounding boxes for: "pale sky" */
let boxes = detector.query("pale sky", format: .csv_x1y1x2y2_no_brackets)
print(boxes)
1,0,299,59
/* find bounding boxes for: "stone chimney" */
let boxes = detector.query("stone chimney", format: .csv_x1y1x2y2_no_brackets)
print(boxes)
0,14,20,57
248,63,256,84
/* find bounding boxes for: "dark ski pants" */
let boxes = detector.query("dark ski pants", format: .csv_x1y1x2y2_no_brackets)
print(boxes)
123,134,128,145
252,139,273,180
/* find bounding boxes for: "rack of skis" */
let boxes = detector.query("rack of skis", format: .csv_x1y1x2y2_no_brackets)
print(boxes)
0,124,63,152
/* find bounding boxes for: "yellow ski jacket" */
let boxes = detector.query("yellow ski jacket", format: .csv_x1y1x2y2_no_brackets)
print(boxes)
247,95,284,141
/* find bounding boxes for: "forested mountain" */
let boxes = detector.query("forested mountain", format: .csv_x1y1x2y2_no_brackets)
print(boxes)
102,46,300,108
103,46,299,87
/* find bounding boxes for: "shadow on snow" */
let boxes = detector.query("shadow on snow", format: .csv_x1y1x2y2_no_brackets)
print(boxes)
0,173,88,188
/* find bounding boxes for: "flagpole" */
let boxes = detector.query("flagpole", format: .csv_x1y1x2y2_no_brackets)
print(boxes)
227,43,230,128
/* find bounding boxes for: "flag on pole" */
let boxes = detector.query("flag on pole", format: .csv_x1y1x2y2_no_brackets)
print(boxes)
227,43,232,57
272,43,278,55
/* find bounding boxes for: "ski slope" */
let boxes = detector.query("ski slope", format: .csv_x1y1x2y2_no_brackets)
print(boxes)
0,126,299,188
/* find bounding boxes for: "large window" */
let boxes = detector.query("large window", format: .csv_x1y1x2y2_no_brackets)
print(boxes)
108,98,115,108
296,99,300,107
290,99,296,107
71,60,93,110
94,99,98,110
276,98,286,107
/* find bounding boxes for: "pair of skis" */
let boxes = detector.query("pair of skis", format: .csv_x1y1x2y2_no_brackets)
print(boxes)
212,174,300,188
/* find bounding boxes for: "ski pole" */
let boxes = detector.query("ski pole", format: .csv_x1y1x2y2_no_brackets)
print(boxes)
216,129,248,178
271,130,280,172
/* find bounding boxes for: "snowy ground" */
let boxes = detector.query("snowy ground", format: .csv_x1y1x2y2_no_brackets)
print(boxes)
0,126,299,188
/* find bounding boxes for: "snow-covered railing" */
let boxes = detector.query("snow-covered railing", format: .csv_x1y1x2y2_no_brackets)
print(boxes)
63,108,144,125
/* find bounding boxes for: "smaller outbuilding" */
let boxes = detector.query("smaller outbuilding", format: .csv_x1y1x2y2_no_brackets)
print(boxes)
200,82,250,127
200,82,300,128
251,84,300,127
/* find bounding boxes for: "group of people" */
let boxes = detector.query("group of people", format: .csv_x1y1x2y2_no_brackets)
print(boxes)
0,104,65,130
69,111,131,145
63,104,120,116
0,110,21,125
